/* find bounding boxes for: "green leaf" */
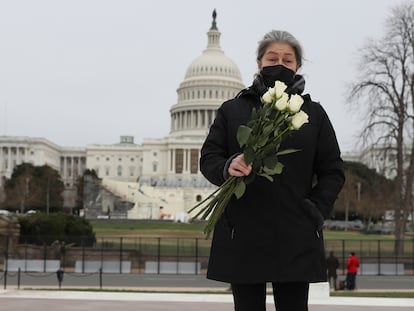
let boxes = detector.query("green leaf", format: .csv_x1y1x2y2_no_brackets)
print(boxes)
237,125,252,147
263,155,278,169
251,108,257,120
256,135,268,147
234,180,246,199
252,158,262,172
276,148,301,156
260,142,279,157
243,146,255,165
263,123,274,136
263,162,284,175
257,173,274,182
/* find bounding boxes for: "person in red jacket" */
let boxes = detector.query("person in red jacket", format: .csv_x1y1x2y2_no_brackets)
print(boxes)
346,252,360,290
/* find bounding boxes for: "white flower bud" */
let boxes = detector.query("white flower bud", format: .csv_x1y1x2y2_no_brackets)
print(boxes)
288,94,304,113
290,111,309,129
261,89,274,104
275,93,289,111
274,81,288,98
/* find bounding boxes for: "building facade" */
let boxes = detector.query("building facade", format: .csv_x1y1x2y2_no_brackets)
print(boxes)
0,11,245,219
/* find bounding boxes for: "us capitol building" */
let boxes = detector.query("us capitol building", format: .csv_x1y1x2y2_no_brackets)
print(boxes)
0,11,394,220
0,11,245,220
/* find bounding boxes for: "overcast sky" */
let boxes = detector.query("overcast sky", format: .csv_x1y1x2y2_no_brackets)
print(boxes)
0,0,401,152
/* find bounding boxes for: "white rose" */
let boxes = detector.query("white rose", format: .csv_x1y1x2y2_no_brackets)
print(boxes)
288,94,304,113
274,81,288,98
261,88,274,104
275,92,289,111
268,86,276,97
290,110,309,129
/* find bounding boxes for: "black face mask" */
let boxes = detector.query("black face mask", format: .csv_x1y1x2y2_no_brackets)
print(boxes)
260,64,295,88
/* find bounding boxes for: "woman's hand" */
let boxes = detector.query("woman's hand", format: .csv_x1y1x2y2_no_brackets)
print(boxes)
228,154,252,177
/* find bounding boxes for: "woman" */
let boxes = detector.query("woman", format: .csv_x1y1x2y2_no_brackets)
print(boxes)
200,30,345,310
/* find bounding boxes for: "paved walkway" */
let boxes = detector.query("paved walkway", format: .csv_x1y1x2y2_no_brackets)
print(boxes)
1,289,414,311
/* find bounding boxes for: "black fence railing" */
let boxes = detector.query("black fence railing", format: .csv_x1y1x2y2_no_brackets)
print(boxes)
1,236,413,278
325,239,414,276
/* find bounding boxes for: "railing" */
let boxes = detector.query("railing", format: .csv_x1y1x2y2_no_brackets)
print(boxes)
1,236,413,287
325,239,414,276
1,236,212,275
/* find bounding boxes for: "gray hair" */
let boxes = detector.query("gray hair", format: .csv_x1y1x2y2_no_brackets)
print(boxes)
256,30,303,68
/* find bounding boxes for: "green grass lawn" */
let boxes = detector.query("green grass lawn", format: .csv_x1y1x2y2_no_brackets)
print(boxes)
91,220,400,241
91,220,205,232
91,220,207,238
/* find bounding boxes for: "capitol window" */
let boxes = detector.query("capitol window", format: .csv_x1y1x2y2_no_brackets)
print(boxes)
175,149,184,174
190,149,199,174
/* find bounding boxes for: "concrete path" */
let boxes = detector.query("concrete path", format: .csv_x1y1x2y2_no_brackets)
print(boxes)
1,289,414,311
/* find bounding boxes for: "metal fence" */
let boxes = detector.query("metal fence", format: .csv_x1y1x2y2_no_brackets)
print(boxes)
325,239,414,276
1,236,413,282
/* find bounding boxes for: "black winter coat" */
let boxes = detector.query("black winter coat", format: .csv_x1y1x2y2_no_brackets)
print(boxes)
200,87,345,284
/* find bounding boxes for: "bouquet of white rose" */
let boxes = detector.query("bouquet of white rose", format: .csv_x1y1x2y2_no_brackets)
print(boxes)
189,80,309,238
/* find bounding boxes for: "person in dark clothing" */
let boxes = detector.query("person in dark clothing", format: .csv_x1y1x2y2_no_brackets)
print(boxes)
326,251,340,290
200,29,345,311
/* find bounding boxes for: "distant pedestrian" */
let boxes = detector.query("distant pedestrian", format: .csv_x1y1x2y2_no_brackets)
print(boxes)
326,251,339,290
346,252,360,290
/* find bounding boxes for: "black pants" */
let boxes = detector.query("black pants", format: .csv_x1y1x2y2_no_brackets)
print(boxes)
327,273,337,290
231,282,309,311
346,272,357,290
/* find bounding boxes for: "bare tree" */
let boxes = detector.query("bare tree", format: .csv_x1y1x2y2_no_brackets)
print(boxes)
3,163,64,213
348,2,414,255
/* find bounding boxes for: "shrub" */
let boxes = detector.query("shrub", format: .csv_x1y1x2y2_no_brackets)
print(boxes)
18,213,96,246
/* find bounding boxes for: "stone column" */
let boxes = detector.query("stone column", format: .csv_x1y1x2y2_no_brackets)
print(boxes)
205,110,209,126
0,147,3,170
168,149,172,172
63,157,68,179
78,157,82,177
185,149,189,172
172,149,176,173
7,147,12,175
198,110,202,127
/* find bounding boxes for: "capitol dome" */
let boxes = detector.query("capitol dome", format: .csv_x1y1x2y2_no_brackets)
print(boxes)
169,10,245,138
